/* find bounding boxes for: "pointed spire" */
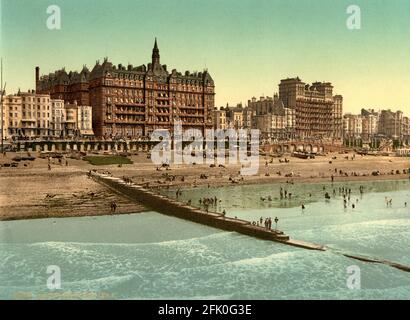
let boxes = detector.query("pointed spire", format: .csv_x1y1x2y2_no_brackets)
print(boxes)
154,37,158,51
152,37,160,66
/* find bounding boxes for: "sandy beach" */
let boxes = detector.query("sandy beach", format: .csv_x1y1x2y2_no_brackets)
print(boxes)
1,150,409,221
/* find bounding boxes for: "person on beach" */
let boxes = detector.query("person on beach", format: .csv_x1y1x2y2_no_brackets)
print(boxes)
301,204,305,211
274,217,279,230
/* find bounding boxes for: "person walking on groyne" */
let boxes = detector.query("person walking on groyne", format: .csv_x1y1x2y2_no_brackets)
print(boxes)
274,217,279,231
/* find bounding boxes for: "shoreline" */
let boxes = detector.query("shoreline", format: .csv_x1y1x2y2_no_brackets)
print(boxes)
0,210,149,222
151,173,410,191
1,151,410,222
1,173,408,223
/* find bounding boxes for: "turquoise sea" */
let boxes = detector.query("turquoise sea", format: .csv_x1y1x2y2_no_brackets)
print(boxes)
1,179,410,299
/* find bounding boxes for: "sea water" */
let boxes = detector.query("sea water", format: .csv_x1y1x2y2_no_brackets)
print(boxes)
0,179,409,299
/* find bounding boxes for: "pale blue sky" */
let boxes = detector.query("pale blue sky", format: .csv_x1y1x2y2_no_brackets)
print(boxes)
1,0,410,113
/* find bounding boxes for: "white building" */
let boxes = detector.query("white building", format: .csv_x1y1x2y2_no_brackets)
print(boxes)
1,92,93,140
343,114,363,138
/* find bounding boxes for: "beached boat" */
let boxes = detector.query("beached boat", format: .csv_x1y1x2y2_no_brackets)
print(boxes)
292,151,315,159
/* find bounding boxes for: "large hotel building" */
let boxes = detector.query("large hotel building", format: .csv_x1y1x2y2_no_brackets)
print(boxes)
279,78,343,140
36,39,215,138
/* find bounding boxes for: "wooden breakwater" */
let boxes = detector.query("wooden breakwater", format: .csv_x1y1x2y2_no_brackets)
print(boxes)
90,172,410,273
90,172,326,251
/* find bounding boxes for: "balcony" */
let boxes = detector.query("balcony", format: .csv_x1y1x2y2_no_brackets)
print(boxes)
178,105,202,110
114,119,145,124
115,109,145,115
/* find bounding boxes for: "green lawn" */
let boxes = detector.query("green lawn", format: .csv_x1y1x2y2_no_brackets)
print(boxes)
83,156,133,166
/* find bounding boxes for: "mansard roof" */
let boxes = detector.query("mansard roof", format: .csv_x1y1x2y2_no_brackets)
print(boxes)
39,40,214,87
87,58,214,85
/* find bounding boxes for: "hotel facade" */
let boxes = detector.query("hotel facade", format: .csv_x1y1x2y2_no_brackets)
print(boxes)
248,95,296,140
278,78,343,140
36,39,215,138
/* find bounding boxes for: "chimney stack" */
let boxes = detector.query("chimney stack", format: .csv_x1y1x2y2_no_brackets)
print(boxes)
35,66,40,87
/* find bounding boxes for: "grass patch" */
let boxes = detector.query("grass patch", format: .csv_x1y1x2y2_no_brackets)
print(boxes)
83,155,133,166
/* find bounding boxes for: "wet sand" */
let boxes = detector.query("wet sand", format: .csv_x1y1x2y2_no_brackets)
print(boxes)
1,150,409,221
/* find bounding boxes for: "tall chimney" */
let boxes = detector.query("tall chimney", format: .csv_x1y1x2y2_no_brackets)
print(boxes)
35,66,40,87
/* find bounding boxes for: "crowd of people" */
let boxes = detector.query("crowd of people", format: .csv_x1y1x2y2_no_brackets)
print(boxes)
251,216,279,231
198,196,220,212
47,155,68,170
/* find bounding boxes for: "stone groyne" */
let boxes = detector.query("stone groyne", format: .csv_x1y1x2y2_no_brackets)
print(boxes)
91,172,326,250
91,172,410,273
